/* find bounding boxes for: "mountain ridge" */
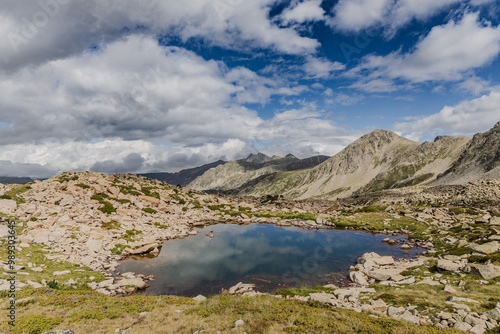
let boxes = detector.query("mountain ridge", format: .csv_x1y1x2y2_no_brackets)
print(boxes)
183,124,500,200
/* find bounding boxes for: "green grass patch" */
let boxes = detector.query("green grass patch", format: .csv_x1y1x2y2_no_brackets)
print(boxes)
15,314,63,334
123,229,142,242
142,207,158,214
4,184,31,204
91,193,116,214
110,244,129,255
75,183,90,189
101,220,121,230
141,186,160,199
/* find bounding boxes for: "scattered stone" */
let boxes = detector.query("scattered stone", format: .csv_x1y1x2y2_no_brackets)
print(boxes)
466,263,500,280
117,278,148,290
370,299,387,312
470,241,500,255
53,270,71,276
453,321,472,332
193,294,207,302
437,259,461,271
309,292,337,305
444,284,457,294
350,271,369,286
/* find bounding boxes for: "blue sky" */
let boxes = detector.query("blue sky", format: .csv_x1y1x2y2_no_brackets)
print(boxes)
0,0,499,177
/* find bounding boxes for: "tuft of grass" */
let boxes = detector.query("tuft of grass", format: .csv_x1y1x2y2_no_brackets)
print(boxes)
4,184,31,204
75,183,90,189
142,207,158,214
123,229,142,242
101,220,121,230
154,222,169,229
15,314,63,334
91,193,116,214
46,280,60,289
110,244,129,255
141,186,160,199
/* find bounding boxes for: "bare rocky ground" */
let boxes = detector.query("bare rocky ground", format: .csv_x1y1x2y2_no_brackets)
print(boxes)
1,172,500,333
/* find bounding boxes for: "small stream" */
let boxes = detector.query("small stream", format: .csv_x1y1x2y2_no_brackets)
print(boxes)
116,223,422,297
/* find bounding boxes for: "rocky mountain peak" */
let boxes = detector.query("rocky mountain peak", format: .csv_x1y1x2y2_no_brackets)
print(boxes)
244,153,271,163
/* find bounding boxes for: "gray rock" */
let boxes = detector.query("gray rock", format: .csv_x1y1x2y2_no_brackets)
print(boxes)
234,319,244,327
467,263,500,280
437,259,460,271
469,325,486,334
445,301,470,312
53,270,71,276
0,199,17,214
444,284,457,294
450,296,480,303
470,241,500,254
366,270,392,281
453,321,472,331
489,217,500,226
350,271,369,286
399,310,420,324
193,295,207,302
370,299,387,312
387,306,405,316
486,308,500,321
309,292,337,305
117,278,148,290
438,311,454,320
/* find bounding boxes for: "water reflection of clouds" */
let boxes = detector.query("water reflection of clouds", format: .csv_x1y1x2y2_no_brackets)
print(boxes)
117,223,421,295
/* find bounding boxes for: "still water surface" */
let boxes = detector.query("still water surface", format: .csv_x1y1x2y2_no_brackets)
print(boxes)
117,223,422,296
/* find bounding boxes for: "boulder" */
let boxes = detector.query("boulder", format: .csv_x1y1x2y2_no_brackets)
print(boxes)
117,278,148,289
387,306,405,316
309,292,337,305
469,325,486,334
366,270,392,281
128,243,159,255
443,284,457,294
486,308,500,321
53,270,71,276
0,199,17,213
193,294,207,302
453,321,472,332
489,217,500,226
350,271,369,286
470,241,500,254
370,299,387,312
0,225,10,237
436,259,460,271
399,310,420,325
467,264,500,280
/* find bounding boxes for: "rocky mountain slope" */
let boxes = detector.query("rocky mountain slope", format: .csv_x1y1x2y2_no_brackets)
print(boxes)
433,121,500,185
141,159,226,187
187,153,329,192
190,128,473,200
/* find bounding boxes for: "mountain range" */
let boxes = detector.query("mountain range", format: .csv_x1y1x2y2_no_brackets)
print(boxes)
147,122,499,200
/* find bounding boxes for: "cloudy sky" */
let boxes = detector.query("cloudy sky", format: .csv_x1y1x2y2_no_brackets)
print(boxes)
0,0,499,178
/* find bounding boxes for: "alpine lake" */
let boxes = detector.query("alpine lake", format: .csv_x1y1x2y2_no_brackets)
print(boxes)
116,223,422,297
